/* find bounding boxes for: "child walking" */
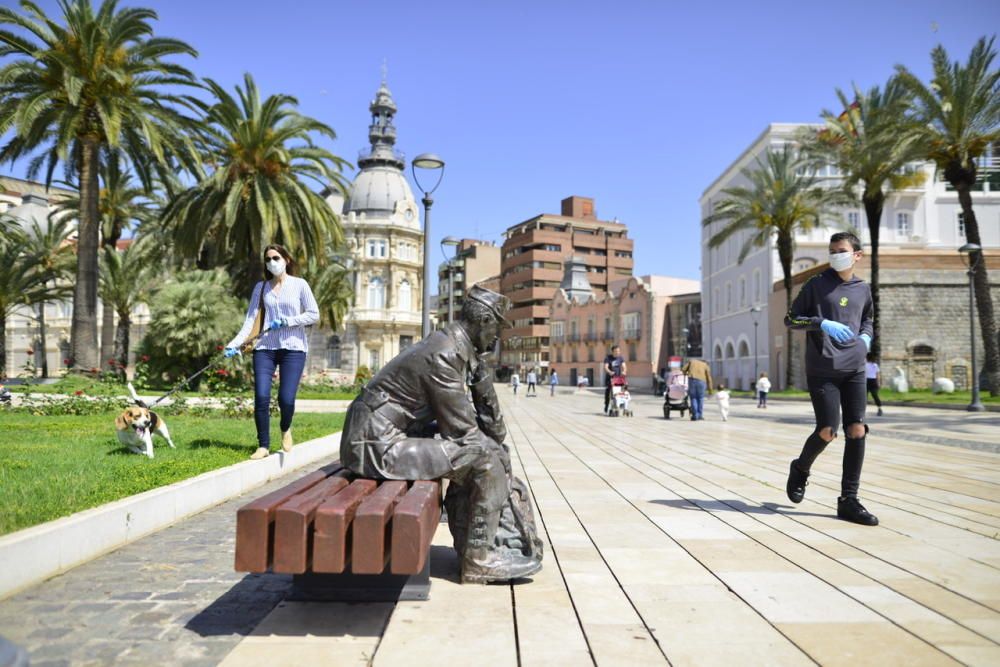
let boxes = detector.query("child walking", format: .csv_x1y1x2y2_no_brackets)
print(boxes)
756,372,771,408
716,383,731,421
784,232,878,526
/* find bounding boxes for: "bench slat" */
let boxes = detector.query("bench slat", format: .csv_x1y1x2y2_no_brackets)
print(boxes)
272,475,351,574
312,479,379,573
391,481,441,575
351,481,407,574
235,463,341,573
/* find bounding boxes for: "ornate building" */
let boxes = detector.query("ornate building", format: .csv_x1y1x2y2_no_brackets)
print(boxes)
324,80,423,377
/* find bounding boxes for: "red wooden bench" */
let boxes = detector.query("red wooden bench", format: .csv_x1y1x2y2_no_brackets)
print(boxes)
235,463,441,601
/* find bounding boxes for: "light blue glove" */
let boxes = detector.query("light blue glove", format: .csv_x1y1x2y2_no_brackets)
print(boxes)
820,319,855,343
860,334,871,351
268,318,287,330
223,347,240,358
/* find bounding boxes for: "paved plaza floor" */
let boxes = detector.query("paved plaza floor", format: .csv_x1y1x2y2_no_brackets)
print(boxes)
1,391,998,665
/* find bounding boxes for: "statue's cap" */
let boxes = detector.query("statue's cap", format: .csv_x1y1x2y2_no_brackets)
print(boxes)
466,284,513,329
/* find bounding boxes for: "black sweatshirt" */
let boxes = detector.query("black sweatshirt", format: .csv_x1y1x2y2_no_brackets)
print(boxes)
784,268,874,377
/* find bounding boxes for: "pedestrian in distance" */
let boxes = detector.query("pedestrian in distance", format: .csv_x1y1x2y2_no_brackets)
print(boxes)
224,244,318,460
784,231,878,526
526,369,537,396
549,370,558,396
866,353,883,416
603,344,627,414
510,371,520,395
716,383,730,421
681,357,713,421
757,372,771,408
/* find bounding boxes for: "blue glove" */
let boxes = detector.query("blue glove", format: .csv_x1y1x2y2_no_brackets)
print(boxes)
860,334,871,351
820,319,855,343
223,347,240,358
268,318,287,330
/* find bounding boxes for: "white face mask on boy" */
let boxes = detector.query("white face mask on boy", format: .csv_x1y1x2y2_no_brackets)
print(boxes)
829,251,855,272
266,257,286,276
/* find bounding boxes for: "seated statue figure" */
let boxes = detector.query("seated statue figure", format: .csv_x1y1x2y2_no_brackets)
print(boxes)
340,285,543,583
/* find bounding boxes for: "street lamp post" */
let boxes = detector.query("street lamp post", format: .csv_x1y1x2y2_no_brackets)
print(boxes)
958,243,985,412
412,153,445,339
750,306,762,391
440,236,460,325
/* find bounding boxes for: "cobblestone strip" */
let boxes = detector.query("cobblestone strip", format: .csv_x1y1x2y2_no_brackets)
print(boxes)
0,475,311,667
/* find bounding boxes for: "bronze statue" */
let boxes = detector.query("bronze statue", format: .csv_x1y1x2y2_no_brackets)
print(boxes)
340,285,543,583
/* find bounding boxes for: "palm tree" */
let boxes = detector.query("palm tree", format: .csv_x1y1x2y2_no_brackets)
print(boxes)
162,73,350,298
21,215,75,377
302,255,354,331
703,144,850,387
0,0,201,372
98,234,161,381
56,153,160,365
0,219,72,379
896,36,1000,395
799,78,927,363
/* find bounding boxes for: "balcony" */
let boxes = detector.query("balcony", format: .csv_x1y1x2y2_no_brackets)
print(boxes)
622,328,641,340
550,334,565,343
350,309,421,326
567,332,581,342
585,332,599,342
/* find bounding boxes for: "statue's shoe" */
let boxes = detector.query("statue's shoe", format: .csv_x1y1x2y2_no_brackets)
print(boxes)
461,547,542,584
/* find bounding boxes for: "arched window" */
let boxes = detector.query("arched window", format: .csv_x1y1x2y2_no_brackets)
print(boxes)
725,342,736,359
398,279,412,311
738,340,750,358
367,276,385,309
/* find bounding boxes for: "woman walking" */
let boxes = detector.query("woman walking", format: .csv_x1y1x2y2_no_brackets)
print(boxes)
224,245,319,459
865,353,883,417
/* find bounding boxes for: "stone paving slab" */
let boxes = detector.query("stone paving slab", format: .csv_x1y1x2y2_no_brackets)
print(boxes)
0,391,997,665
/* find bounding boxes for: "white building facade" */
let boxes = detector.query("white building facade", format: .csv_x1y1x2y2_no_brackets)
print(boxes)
321,81,424,378
701,123,1000,391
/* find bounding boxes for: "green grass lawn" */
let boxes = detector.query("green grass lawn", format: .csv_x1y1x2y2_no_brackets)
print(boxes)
6,375,358,401
0,410,345,536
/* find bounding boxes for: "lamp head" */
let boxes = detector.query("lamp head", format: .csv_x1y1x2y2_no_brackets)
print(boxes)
411,153,446,195
958,243,982,268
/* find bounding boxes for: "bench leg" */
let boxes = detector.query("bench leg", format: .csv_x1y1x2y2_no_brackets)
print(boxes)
289,558,431,602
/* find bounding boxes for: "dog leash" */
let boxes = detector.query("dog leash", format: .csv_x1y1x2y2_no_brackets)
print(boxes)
143,329,268,409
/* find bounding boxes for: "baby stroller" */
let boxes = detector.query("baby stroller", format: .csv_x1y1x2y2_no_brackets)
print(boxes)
608,375,633,417
663,371,689,419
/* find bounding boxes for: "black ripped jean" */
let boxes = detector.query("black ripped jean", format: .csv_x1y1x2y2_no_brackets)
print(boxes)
795,370,869,498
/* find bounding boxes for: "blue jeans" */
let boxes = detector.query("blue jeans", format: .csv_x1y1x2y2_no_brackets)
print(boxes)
689,378,706,419
253,349,306,448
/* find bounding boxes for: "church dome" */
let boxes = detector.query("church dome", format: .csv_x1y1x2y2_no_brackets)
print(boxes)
345,165,415,214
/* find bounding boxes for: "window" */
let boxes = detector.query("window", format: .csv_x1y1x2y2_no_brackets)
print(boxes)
367,276,385,309
604,317,612,338
622,312,641,339
713,288,720,315
368,349,380,371
367,239,388,258
398,242,417,261
556,347,563,363
399,335,413,350
398,279,412,311
725,282,733,311
326,336,342,368
753,269,761,303
896,212,911,236
738,278,746,308
587,347,594,362
571,347,578,362
847,211,860,229
957,212,966,238
628,342,637,361
551,321,564,338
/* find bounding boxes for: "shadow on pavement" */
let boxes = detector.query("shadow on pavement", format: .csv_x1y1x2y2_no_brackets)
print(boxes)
650,497,832,519
185,573,292,637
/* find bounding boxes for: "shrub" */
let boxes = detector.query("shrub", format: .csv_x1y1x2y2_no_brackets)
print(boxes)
353,364,372,388
137,270,243,389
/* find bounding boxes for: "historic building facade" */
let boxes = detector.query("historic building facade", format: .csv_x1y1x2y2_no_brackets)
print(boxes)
702,124,1000,390
436,239,501,325
322,80,424,378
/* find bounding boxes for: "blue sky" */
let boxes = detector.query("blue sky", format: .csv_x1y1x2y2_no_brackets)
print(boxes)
4,0,999,279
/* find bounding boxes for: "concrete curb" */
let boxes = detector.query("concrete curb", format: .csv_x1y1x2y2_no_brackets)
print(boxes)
756,395,1000,413
0,431,342,601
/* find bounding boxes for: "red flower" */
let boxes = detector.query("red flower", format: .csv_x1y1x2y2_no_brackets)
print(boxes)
216,369,229,376
74,390,83,396
63,359,70,365
25,349,33,355
107,359,117,367
141,355,150,363
216,345,224,351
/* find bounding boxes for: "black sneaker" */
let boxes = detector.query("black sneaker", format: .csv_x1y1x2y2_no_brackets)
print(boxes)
786,460,809,504
837,496,879,526
877,408,883,416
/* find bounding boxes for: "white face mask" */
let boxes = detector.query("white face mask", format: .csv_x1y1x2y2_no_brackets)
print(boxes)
266,257,286,276
829,251,854,272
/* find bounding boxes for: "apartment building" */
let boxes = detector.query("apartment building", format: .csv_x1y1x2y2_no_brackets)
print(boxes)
499,196,633,371
436,239,501,325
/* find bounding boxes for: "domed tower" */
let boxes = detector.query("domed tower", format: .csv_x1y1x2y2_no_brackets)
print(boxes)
326,78,423,378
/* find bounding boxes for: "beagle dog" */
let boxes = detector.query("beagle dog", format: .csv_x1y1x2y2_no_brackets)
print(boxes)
115,383,175,458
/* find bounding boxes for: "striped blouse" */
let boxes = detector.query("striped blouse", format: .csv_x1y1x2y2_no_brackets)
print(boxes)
227,276,320,353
